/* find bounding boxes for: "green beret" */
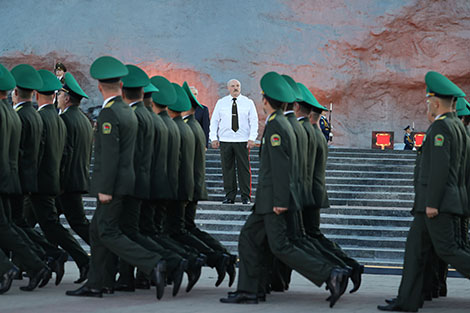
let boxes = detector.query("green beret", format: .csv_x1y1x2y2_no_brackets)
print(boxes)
150,76,177,106
122,64,150,88
143,82,159,94
425,71,465,98
260,71,295,103
37,70,62,94
0,64,16,91
457,97,470,117
11,64,43,90
90,56,128,81
182,81,202,108
297,83,327,111
168,83,191,112
63,72,88,99
281,74,303,103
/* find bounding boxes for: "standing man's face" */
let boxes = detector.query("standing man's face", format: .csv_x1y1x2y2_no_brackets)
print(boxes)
55,69,64,77
228,80,241,98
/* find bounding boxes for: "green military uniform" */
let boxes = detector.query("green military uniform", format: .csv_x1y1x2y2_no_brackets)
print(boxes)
227,72,347,308
28,70,89,272
381,72,470,312
57,72,93,245
0,63,50,290
116,65,183,292
76,57,164,296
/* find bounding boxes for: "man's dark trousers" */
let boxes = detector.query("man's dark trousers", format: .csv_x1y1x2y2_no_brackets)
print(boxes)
219,142,251,202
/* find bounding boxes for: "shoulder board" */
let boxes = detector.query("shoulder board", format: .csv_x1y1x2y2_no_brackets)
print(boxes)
104,100,114,109
15,105,23,112
268,113,276,122
437,115,446,120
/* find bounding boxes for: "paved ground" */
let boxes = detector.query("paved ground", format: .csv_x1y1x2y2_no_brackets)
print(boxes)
0,263,468,313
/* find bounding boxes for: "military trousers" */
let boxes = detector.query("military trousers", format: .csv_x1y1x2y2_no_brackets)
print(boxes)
0,249,15,276
0,195,44,274
56,192,90,245
86,196,162,290
30,194,89,268
219,142,252,202
237,211,332,294
397,212,470,311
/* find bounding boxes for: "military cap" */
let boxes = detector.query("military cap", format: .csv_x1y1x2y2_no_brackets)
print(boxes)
425,71,465,98
260,71,295,103
55,62,67,72
150,75,177,106
168,83,191,112
122,64,151,88
37,70,62,94
404,125,411,131
90,56,128,82
182,81,202,108
297,82,327,111
281,74,303,103
0,64,16,91
62,72,88,99
144,82,159,94
11,64,43,90
456,97,470,117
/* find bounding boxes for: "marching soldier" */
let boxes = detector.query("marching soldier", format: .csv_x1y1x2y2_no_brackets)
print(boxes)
379,72,470,312
66,56,166,300
182,81,237,287
221,72,348,308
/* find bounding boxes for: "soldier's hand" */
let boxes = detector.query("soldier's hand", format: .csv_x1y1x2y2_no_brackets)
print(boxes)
247,140,255,149
426,207,439,218
98,193,113,204
211,140,220,149
273,207,288,215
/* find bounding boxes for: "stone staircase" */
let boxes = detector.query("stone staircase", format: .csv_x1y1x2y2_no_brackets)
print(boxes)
63,147,418,268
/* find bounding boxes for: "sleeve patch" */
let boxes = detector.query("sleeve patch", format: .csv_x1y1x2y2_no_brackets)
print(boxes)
434,134,444,146
270,134,281,146
102,122,112,134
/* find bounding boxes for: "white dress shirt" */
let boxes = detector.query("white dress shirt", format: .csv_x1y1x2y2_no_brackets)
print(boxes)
209,94,258,142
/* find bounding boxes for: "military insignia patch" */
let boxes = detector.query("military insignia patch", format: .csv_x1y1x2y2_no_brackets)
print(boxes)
102,122,112,134
434,134,444,146
270,134,281,146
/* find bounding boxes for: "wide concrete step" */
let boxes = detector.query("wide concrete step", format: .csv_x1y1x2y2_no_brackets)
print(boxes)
329,198,413,208
326,177,413,186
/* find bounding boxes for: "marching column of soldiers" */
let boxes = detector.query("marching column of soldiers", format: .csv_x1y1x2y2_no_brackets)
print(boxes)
0,55,469,311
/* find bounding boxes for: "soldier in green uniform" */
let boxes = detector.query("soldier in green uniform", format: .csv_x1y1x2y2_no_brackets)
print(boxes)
56,72,93,247
0,63,52,292
182,81,237,287
167,82,230,287
114,65,186,297
379,72,470,312
66,56,166,300
220,72,348,308
27,69,90,284
297,82,364,293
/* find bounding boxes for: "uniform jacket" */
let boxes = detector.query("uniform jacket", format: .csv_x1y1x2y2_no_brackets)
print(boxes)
16,101,43,194
319,115,330,141
148,108,171,200
404,133,414,150
312,124,330,209
185,114,208,201
60,106,93,193
91,96,138,196
130,101,154,200
254,110,301,215
174,116,195,202
413,112,469,216
298,116,316,208
194,104,210,148
36,104,67,196
159,110,180,200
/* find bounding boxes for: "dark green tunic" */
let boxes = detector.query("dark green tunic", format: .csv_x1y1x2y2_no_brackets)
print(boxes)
158,110,180,200
174,116,195,202
149,109,170,200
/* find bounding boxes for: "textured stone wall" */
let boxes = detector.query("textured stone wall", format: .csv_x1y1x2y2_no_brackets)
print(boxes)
1,0,469,147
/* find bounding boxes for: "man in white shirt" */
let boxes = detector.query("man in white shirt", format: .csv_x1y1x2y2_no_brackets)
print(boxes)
210,79,258,204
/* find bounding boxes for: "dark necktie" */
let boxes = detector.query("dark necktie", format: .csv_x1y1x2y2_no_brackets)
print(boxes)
232,97,239,132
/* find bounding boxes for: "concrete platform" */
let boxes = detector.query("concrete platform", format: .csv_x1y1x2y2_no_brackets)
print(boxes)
0,263,468,313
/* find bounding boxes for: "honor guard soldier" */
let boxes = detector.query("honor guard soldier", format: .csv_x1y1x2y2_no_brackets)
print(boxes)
221,72,348,308
319,112,331,142
182,82,237,287
54,62,67,84
115,65,186,296
1,64,52,292
67,56,166,300
404,126,414,150
379,72,470,312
